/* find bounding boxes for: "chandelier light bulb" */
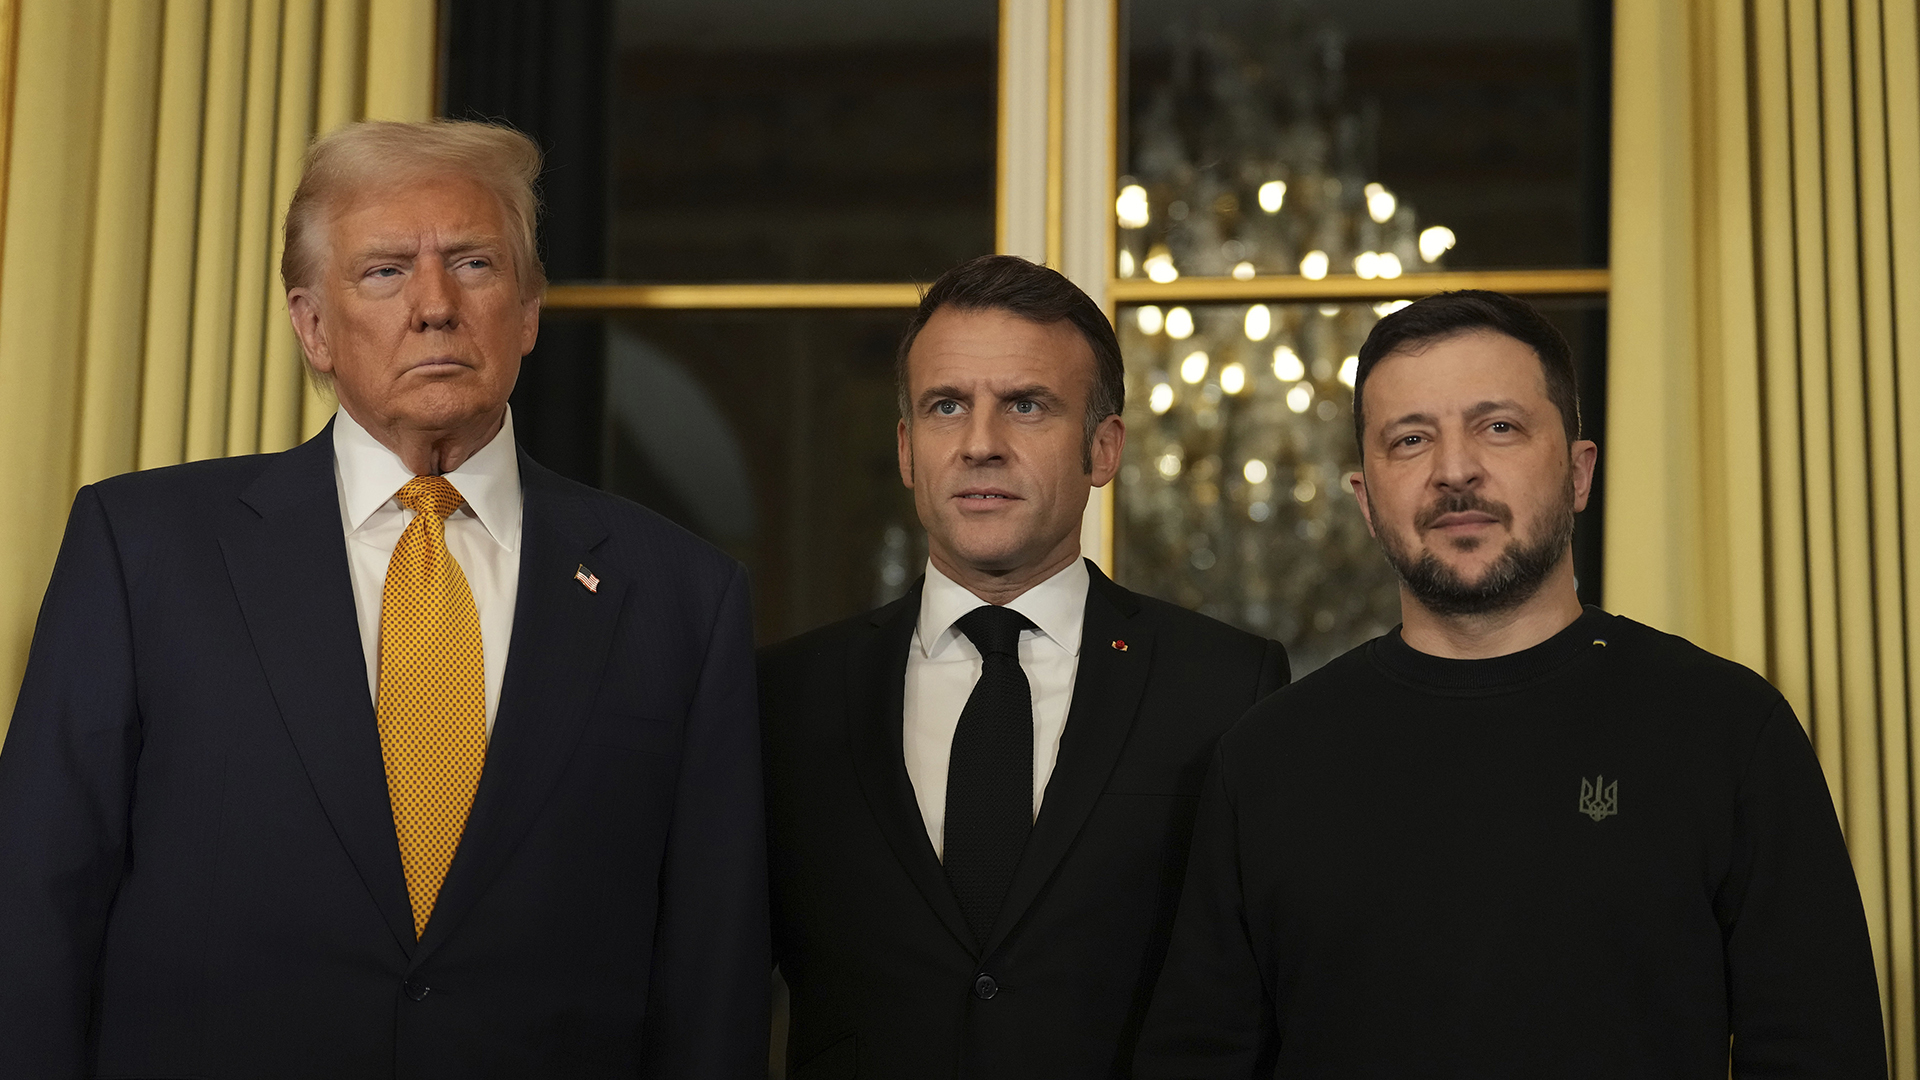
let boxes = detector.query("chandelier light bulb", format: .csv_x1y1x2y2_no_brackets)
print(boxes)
1165,306,1195,340
1136,305,1165,335
1116,184,1152,229
1364,182,1397,224
1299,250,1329,280
1148,382,1175,415
1231,261,1256,280
1258,180,1287,213
1180,351,1210,385
1378,252,1403,279
1244,304,1273,341
1286,383,1314,414
1419,225,1457,263
1338,355,1360,388
1220,362,1247,394
1144,251,1179,283
1243,458,1269,484
1354,251,1380,279
1272,345,1305,381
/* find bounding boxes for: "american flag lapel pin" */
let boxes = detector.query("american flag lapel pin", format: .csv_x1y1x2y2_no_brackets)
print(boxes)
574,564,601,593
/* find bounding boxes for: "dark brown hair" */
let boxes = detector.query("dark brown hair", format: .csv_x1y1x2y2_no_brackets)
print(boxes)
1353,289,1580,448
897,255,1125,470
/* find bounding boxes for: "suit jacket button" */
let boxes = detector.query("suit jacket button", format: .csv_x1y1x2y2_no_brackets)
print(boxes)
403,979,430,1002
973,974,998,1000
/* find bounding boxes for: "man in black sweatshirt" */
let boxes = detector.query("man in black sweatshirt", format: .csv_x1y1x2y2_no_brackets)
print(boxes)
1134,290,1887,1078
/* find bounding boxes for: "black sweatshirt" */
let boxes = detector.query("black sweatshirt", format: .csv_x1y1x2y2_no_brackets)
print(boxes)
1135,607,1886,1079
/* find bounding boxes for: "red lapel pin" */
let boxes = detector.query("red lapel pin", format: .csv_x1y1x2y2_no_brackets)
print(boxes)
574,564,601,593
1111,639,1128,651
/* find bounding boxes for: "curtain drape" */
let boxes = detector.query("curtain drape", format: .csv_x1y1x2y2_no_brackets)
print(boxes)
1609,0,1920,1071
0,0,436,731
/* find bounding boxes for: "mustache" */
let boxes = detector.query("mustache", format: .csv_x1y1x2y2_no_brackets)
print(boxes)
1415,491,1514,531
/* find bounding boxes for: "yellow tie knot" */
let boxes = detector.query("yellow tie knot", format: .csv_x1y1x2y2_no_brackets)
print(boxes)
396,475,467,521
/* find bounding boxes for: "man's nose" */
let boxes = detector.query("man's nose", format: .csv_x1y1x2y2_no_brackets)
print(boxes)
1430,431,1483,491
960,408,1008,463
410,261,459,331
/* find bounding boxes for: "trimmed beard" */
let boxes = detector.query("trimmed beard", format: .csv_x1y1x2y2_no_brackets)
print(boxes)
1374,473,1577,617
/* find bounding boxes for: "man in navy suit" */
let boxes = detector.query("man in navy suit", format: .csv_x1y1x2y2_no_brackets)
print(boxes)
0,120,768,1078
761,256,1289,1078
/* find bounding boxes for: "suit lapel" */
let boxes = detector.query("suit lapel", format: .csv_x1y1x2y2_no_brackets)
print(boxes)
220,424,418,956
984,562,1154,956
415,452,624,960
846,581,977,953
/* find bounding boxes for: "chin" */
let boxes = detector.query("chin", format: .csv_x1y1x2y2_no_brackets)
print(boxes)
942,529,1041,575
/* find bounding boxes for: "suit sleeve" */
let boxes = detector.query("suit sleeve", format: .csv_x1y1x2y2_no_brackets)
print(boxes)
1722,701,1887,1078
638,561,772,1079
0,487,142,1078
1134,744,1279,1079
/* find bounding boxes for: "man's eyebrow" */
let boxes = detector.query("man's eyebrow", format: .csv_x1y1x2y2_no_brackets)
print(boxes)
349,235,503,262
1382,411,1437,431
916,384,969,408
1463,398,1529,421
998,384,1064,406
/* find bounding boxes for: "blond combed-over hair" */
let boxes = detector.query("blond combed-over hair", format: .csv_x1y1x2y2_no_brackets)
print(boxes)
280,119,547,302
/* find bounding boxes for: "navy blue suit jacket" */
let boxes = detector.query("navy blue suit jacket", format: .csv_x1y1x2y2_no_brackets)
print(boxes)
0,425,769,1079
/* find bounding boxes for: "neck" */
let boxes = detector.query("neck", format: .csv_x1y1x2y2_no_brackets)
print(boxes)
346,403,507,476
1397,552,1584,659
931,533,1083,606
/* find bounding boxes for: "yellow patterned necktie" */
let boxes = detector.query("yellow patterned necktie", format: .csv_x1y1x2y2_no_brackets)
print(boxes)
376,475,487,939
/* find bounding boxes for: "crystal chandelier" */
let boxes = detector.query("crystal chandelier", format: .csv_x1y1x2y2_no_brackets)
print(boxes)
1115,3,1460,673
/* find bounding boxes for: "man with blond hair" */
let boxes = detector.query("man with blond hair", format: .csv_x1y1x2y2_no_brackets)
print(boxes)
0,120,769,1078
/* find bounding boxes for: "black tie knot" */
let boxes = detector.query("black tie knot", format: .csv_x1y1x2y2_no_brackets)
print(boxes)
955,605,1035,659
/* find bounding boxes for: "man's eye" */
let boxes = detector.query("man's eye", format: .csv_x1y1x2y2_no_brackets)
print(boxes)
935,401,960,415
1398,434,1423,447
461,258,489,270
1489,421,1513,433
1013,400,1037,414
368,267,400,278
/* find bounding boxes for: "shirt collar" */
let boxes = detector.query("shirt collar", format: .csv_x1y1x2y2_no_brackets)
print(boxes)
332,405,524,553
917,557,1089,660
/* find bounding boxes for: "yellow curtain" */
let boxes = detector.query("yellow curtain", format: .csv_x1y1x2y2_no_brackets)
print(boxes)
1609,0,1920,1071
0,0,437,732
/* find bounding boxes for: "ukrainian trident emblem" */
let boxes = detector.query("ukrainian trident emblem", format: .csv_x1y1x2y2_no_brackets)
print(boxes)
1578,775,1619,821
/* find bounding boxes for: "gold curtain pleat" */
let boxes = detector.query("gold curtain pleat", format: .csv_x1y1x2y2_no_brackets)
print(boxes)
1611,0,1920,1071
0,0,437,732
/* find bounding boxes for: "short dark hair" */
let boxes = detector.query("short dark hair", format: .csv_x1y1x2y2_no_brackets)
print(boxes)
897,255,1125,470
1352,289,1580,448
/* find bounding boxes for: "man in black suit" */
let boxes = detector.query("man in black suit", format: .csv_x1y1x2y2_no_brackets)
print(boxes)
0,120,767,1079
761,255,1290,1079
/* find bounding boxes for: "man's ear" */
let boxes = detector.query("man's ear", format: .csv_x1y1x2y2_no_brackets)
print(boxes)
287,289,331,375
1088,414,1125,486
897,419,914,490
1570,439,1598,513
520,295,541,355
1350,467,1377,538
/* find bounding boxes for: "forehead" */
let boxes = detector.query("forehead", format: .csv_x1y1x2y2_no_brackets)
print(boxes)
326,171,508,251
1364,330,1551,420
906,306,1094,394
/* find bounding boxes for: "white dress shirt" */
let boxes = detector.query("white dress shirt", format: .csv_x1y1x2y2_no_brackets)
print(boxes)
333,406,523,737
903,557,1089,859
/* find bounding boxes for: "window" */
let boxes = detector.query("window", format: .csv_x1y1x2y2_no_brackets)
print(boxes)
444,0,1612,672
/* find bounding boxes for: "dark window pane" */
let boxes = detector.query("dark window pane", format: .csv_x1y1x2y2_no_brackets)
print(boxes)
446,0,1000,285
1115,297,1606,674
527,310,922,643
1119,0,1612,279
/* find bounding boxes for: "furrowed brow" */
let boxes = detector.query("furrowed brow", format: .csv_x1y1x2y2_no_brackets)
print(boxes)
999,384,1064,406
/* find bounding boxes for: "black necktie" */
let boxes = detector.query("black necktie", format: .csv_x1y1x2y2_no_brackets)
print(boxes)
943,604,1037,947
